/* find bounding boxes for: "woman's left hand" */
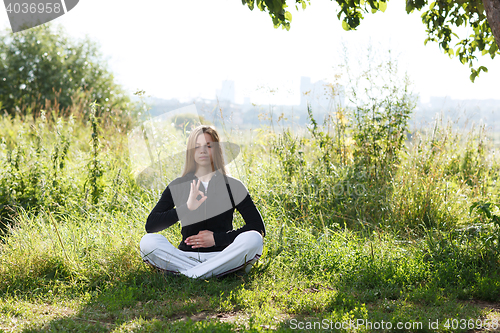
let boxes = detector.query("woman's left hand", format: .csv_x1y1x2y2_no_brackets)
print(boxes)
185,230,215,248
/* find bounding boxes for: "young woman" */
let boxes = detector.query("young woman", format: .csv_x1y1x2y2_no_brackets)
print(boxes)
140,125,265,279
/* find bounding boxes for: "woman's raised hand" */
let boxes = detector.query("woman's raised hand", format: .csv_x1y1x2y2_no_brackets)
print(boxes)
186,179,207,211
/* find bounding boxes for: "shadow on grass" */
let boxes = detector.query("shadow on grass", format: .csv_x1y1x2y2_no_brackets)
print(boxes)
11,264,498,332
19,267,251,332
269,299,490,333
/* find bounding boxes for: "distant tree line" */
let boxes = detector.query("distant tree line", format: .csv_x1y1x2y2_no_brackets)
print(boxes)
0,24,132,120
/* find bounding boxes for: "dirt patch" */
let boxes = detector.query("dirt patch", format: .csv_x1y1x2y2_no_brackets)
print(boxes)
32,303,76,318
216,311,243,323
461,300,500,312
457,300,500,333
172,310,214,322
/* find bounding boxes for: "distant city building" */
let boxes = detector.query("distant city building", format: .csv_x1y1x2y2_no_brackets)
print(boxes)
300,76,345,112
414,96,500,130
216,80,236,104
143,79,500,139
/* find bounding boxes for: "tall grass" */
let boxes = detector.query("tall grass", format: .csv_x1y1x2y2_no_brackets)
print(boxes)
1,52,499,332
1,99,499,331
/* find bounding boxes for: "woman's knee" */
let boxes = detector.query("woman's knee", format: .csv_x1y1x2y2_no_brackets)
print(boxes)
235,230,263,251
140,233,165,257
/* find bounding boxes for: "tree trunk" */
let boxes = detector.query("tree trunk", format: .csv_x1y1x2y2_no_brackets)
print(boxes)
484,0,500,48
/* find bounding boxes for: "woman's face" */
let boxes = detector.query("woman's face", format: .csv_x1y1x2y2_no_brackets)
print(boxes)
194,133,214,168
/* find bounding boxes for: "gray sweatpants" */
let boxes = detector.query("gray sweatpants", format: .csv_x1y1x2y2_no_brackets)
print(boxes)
140,230,263,279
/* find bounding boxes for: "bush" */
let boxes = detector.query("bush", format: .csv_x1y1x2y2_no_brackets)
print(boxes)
0,24,132,120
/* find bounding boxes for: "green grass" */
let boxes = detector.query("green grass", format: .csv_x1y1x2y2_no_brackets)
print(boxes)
1,104,500,332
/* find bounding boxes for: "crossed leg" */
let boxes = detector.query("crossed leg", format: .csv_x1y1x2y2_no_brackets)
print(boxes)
140,230,263,279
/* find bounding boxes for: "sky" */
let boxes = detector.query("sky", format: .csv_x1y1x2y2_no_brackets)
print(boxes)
1,0,499,106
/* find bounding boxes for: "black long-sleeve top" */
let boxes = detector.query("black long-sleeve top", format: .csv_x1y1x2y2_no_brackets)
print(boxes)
145,170,266,252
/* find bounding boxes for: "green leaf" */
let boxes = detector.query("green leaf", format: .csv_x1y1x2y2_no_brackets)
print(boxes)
257,0,264,11
302,1,306,10
379,1,387,12
490,42,498,55
469,202,479,215
478,66,488,73
284,11,292,22
342,20,350,31
470,70,477,82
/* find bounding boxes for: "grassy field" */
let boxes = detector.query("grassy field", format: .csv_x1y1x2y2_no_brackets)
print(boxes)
1,100,500,332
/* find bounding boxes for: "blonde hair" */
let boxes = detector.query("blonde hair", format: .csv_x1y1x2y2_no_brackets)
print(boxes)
181,125,227,177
